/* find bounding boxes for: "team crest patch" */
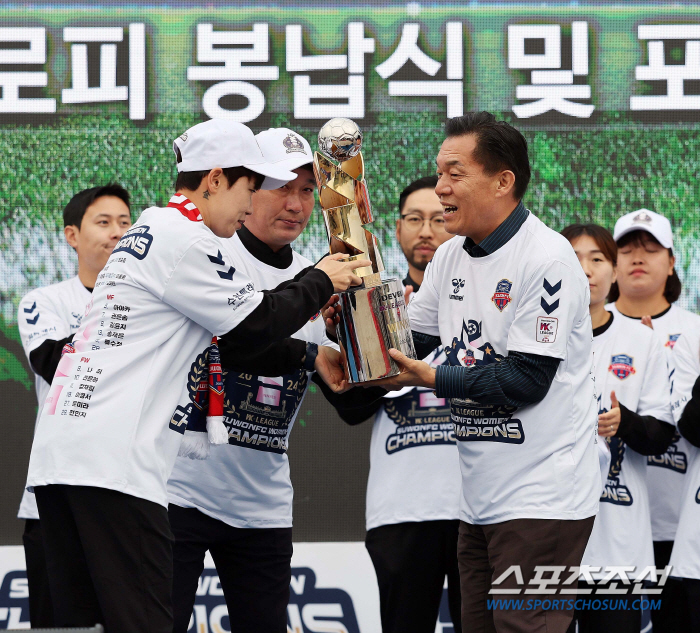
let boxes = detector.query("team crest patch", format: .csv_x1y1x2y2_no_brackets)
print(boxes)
632,210,652,225
609,354,636,380
666,334,681,349
310,311,321,322
283,133,306,154
491,279,513,312
460,348,476,366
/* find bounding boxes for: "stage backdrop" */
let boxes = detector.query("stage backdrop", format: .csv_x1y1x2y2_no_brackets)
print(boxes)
1,0,700,556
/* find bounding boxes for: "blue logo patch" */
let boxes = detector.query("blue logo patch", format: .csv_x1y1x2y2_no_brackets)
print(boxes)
113,225,153,260
491,278,512,312
608,354,636,380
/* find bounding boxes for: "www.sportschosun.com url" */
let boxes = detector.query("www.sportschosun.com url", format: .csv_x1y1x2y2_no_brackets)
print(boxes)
488,599,662,612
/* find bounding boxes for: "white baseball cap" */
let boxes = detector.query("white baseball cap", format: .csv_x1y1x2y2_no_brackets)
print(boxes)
172,119,296,190
613,208,674,250
255,128,313,176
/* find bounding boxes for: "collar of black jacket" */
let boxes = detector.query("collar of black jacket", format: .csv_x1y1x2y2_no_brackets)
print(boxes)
237,225,294,269
462,200,529,258
402,272,421,293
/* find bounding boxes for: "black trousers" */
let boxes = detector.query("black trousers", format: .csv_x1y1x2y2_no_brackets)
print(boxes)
169,504,293,633
365,520,462,633
34,484,173,633
651,540,691,633
22,519,54,628
567,581,641,633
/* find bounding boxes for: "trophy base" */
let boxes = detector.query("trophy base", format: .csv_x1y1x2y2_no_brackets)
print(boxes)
336,277,417,383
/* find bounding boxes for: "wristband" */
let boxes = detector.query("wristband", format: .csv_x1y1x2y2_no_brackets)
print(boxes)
302,342,319,372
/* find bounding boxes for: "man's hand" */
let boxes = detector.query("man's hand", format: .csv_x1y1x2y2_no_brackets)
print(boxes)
315,254,371,292
314,345,349,393
598,390,621,437
370,349,436,390
322,294,341,339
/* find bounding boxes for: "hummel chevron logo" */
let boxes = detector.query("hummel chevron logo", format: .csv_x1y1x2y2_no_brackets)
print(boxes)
207,251,225,266
217,267,236,280
542,279,561,295
540,298,559,315
208,250,236,280
26,313,40,325
23,302,37,313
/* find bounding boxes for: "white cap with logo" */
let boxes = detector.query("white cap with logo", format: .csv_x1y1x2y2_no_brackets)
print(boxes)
255,128,313,175
613,208,674,250
172,119,296,190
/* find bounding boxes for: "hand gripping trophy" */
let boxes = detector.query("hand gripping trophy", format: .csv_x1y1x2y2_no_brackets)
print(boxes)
314,118,417,382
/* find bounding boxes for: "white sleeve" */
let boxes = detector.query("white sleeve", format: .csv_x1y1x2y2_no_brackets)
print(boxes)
637,332,674,423
17,290,72,357
407,258,441,337
507,259,586,359
671,331,700,423
162,237,263,336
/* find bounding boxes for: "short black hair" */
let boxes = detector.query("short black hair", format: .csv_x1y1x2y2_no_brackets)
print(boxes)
444,111,531,200
608,229,682,303
174,167,264,193
63,184,131,228
399,175,439,215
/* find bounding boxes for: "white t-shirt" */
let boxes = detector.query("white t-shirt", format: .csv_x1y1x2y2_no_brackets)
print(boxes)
668,330,700,579
167,233,330,528
17,276,92,520
26,201,264,508
408,213,600,525
607,303,700,541
366,347,462,531
582,314,672,579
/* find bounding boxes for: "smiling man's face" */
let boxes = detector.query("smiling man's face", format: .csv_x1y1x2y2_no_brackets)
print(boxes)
244,167,316,251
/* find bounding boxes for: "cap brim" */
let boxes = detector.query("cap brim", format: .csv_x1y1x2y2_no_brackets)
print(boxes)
243,162,297,190
614,225,673,249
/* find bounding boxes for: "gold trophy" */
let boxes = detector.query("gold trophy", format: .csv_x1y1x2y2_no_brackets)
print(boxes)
314,118,417,383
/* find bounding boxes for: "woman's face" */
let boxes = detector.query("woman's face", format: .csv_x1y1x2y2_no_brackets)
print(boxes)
570,234,616,307
616,233,674,302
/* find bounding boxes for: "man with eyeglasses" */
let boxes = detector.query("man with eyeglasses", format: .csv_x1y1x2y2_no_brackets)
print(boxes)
329,176,460,633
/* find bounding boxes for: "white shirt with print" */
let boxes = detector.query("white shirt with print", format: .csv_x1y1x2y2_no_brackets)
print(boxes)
607,303,700,541
582,314,672,579
17,276,92,519
26,204,263,508
408,213,600,525
366,347,462,531
668,330,700,579
167,233,331,529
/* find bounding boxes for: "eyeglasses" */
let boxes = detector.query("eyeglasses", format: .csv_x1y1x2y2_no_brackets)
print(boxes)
400,214,447,231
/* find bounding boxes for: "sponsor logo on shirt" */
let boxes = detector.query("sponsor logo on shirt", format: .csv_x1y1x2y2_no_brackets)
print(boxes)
536,316,558,343
648,430,688,474
608,354,636,380
491,278,512,312
23,301,39,325
450,278,465,301
227,283,255,310
665,334,681,349
113,225,153,260
541,278,561,315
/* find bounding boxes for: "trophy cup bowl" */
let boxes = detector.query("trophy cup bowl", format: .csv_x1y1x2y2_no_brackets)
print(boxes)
315,118,417,383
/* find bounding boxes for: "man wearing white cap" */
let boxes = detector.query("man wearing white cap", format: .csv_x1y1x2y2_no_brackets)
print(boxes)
166,127,341,633
25,120,367,633
607,208,700,632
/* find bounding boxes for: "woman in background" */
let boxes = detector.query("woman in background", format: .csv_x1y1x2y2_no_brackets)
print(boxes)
607,208,700,632
562,223,674,633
